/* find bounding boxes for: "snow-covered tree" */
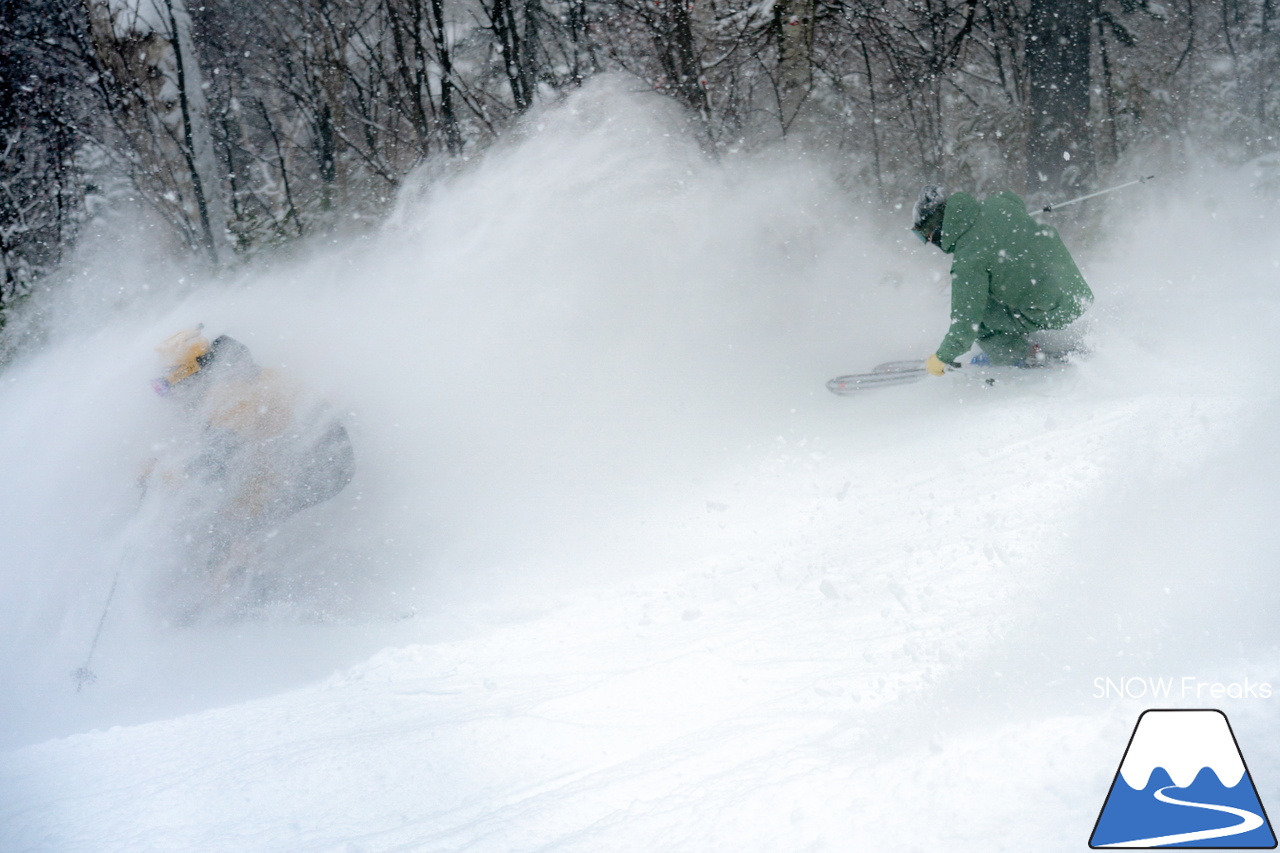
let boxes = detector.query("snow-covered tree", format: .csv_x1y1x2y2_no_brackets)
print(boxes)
1,0,1278,315
0,0,92,319
81,0,226,263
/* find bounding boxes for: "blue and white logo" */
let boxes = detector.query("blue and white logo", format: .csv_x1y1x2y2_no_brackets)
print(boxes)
1090,709,1276,848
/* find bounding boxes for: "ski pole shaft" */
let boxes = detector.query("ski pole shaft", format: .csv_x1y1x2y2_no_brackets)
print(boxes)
1039,175,1156,213
73,569,121,692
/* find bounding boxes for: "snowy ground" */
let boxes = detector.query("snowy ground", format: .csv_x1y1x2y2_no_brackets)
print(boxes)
3,83,1280,851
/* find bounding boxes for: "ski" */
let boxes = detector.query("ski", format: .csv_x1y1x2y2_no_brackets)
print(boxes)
827,352,1078,396
826,361,928,395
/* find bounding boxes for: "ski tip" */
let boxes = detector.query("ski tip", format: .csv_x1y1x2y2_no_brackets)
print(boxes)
827,368,928,395
871,360,927,374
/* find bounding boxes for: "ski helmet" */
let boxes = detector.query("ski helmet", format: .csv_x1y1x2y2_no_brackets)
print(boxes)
153,326,210,394
911,184,948,242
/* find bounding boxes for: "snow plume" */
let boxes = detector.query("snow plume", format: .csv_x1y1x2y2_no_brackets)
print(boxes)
0,77,935,747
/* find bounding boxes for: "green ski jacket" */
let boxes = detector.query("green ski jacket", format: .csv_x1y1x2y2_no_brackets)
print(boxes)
935,190,1093,364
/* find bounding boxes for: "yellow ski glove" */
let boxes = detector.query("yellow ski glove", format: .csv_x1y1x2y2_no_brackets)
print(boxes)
925,354,949,376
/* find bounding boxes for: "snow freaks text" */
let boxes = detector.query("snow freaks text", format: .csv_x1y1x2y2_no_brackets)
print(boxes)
1092,677,1274,701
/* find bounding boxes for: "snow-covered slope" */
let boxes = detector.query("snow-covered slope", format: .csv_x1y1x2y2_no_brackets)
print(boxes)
3,82,1280,851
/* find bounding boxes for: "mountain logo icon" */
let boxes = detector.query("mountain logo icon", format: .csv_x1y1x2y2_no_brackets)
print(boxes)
1090,709,1277,848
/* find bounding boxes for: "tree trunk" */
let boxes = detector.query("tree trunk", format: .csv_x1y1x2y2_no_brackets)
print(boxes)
491,0,531,112
775,0,815,133
1262,0,1276,125
519,0,541,102
427,0,464,153
318,4,349,214
164,0,224,265
1026,0,1094,196
385,0,434,153
664,0,706,116
566,0,595,86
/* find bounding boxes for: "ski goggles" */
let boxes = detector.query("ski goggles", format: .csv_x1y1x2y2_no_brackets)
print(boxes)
151,359,205,396
151,370,194,396
911,226,940,246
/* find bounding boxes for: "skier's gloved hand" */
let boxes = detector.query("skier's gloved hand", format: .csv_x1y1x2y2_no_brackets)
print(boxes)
925,354,949,376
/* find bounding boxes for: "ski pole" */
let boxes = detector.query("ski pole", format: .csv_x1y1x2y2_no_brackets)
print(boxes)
72,567,121,692
1038,175,1156,213
74,467,157,691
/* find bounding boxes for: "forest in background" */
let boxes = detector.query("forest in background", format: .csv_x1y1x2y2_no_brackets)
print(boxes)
1,0,1277,323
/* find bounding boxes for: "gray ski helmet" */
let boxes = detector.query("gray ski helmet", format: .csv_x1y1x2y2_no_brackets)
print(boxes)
911,184,948,237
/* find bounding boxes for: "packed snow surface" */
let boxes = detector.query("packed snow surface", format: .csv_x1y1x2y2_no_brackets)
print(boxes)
3,82,1280,851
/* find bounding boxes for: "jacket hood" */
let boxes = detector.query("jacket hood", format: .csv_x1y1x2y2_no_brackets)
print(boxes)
939,191,980,254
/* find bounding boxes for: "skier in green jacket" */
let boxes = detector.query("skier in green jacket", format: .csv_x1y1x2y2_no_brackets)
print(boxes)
910,185,1093,376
